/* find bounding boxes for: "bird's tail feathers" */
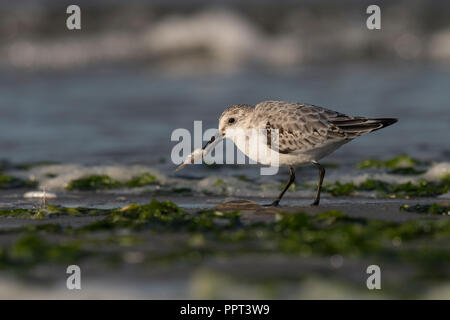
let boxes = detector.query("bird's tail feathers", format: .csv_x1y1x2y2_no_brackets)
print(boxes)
331,117,398,136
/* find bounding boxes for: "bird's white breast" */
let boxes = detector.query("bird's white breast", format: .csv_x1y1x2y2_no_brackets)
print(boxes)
227,127,347,167
226,129,304,167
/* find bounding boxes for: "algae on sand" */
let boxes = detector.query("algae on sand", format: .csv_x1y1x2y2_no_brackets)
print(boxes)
0,174,37,189
66,175,123,191
66,173,160,191
323,177,450,198
125,173,159,187
0,233,85,269
1,199,449,298
357,154,424,170
400,203,450,215
2,200,450,267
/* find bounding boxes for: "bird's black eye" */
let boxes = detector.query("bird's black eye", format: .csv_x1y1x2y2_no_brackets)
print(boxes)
228,118,235,124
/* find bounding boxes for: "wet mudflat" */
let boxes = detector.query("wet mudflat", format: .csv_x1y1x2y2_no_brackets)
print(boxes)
0,190,449,299
0,154,448,298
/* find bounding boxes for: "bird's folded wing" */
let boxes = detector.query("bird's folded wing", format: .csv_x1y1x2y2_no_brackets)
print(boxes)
254,101,372,154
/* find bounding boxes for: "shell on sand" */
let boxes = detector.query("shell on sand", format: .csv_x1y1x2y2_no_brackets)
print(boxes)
23,191,57,199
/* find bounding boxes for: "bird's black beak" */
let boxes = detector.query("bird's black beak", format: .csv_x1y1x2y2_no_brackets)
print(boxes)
202,134,216,150
175,131,224,172
202,131,225,155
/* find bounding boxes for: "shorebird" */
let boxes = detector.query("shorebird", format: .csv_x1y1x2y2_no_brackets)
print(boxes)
177,101,397,206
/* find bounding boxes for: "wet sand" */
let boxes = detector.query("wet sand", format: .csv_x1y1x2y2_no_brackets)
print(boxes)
0,190,448,299
1,188,445,218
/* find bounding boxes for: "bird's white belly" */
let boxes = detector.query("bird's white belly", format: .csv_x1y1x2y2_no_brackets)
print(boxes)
229,131,348,167
228,131,274,165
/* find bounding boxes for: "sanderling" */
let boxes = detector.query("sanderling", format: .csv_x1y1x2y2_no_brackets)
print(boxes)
177,100,397,206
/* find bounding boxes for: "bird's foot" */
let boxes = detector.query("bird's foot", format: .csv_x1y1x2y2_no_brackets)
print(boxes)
263,200,279,207
310,199,320,206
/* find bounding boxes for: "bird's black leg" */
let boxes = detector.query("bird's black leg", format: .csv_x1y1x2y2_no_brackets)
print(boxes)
264,167,295,207
311,161,325,206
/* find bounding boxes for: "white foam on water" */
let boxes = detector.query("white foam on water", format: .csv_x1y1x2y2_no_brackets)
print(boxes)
423,162,450,181
28,164,167,191
145,8,302,72
12,161,449,198
5,8,302,71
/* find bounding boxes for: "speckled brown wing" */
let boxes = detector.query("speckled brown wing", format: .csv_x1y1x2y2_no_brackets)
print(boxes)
253,101,396,154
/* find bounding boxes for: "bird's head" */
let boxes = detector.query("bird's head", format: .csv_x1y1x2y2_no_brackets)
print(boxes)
175,104,254,172
218,104,254,135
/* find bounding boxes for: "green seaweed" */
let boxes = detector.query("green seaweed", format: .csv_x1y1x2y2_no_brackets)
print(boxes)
388,167,426,175
214,179,225,186
125,173,159,187
0,233,85,268
0,175,37,189
73,201,450,260
442,173,450,184
322,182,356,196
357,154,423,170
267,211,450,259
209,179,228,195
400,203,450,215
0,208,35,218
66,175,122,191
323,178,449,198
0,200,449,279
1,199,450,289
389,180,448,197
67,173,163,190
0,205,110,219
79,200,240,233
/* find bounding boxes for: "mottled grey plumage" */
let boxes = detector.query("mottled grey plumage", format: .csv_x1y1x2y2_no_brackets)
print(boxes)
252,101,396,154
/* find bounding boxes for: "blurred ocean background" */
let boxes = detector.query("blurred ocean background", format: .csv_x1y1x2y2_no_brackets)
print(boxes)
0,0,449,170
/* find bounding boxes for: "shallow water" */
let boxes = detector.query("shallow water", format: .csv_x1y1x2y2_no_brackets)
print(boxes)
1,63,449,176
